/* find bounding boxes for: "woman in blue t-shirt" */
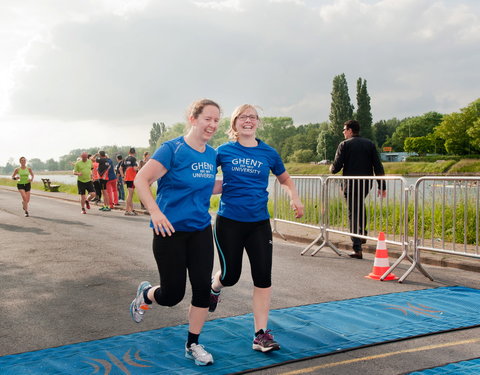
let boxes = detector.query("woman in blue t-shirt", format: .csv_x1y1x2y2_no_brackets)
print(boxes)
209,104,304,353
129,99,221,367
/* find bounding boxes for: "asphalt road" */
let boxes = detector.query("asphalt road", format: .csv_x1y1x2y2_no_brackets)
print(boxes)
1,187,480,374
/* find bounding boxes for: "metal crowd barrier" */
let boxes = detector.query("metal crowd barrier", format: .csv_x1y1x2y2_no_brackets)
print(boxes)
399,176,480,282
271,175,480,283
310,176,412,268
272,176,324,242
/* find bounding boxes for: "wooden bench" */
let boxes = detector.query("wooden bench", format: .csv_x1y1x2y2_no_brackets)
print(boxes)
41,178,61,192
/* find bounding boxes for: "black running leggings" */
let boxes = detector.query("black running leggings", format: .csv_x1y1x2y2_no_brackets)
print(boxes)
214,216,273,289
152,225,214,308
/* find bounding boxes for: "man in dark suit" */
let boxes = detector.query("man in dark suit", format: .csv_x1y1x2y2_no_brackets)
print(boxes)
330,120,386,259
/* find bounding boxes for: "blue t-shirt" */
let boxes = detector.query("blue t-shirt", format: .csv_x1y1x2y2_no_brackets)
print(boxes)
107,158,117,181
217,139,286,222
152,136,217,231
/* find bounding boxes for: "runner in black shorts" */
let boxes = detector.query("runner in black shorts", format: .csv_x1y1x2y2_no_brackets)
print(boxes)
17,183,31,192
11,156,34,217
129,99,222,366
77,180,95,195
73,152,96,214
210,104,304,353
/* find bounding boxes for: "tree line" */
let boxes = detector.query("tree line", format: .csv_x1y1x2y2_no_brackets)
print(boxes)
148,74,480,162
2,74,479,173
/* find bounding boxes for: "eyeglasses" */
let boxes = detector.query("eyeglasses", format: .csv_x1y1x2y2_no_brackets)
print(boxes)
238,115,258,121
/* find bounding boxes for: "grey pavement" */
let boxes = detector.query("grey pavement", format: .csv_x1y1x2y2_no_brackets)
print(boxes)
1,186,480,374
3,184,480,274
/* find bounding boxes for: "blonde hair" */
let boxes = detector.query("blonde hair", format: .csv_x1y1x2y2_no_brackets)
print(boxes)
227,104,260,141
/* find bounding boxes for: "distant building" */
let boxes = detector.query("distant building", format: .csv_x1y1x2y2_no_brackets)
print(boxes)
380,152,417,162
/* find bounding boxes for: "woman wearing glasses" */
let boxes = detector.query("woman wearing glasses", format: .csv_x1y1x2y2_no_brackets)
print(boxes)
209,104,304,352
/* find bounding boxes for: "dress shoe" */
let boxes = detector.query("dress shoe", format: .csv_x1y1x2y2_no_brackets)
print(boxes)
349,251,363,259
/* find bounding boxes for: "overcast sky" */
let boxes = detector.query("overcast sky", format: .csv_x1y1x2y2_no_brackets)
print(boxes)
1,0,479,166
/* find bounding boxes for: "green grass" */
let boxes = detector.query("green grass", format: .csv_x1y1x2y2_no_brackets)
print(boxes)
381,161,457,175
284,159,479,176
447,159,480,174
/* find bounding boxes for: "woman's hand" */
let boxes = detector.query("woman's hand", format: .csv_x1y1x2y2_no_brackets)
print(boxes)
290,198,304,218
150,209,175,237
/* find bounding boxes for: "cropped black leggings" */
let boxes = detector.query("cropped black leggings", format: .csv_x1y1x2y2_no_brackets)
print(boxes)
214,215,273,289
152,225,214,309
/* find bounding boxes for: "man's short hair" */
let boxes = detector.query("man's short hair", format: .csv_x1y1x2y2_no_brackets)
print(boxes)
344,120,360,135
129,147,136,154
99,150,106,157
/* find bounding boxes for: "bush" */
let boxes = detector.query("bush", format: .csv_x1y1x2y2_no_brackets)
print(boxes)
288,149,316,163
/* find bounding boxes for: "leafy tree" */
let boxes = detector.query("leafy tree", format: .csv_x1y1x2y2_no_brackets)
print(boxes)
209,118,230,148
1,159,15,174
372,118,401,148
327,73,354,159
257,117,296,153
149,122,166,152
355,78,373,140
404,136,433,155
317,130,338,162
45,158,59,171
315,122,331,161
467,117,480,150
289,149,316,163
281,127,320,161
29,158,45,171
435,99,480,155
156,123,186,149
465,99,480,150
390,112,443,152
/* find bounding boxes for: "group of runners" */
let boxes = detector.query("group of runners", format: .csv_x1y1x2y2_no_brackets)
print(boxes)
73,148,140,215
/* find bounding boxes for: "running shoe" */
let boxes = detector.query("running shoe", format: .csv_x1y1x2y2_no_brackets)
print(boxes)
81,208,87,214
130,281,152,323
252,329,280,352
208,284,221,312
24,211,29,217
85,200,90,209
124,211,135,216
185,344,214,366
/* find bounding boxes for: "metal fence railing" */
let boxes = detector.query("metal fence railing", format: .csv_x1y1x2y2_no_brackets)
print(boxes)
271,175,480,283
399,176,480,282
272,176,324,243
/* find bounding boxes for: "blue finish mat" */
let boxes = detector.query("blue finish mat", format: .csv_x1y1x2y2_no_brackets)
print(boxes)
408,357,480,374
2,286,480,375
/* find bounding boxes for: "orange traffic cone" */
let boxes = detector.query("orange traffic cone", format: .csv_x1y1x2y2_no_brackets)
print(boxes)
365,232,398,281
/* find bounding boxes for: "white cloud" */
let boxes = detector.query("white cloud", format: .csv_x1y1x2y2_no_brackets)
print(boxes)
0,0,479,165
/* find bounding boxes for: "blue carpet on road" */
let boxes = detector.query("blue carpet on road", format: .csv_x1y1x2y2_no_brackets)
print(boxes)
408,357,480,374
1,286,480,375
